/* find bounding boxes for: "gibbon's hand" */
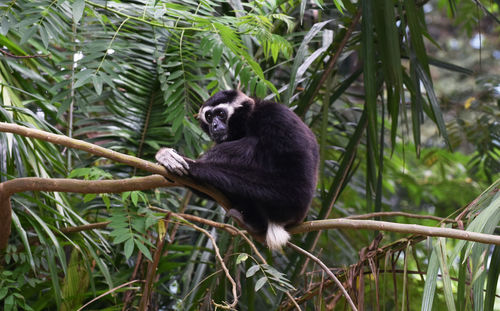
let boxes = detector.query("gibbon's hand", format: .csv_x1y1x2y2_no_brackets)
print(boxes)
155,148,190,175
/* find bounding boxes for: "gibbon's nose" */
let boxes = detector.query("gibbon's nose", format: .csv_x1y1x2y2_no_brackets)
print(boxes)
211,119,225,134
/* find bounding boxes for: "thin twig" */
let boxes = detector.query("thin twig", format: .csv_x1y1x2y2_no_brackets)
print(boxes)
287,242,358,311
151,206,268,264
77,280,142,311
0,49,50,58
85,0,204,31
153,209,295,308
300,9,361,116
285,292,303,311
281,236,424,310
61,221,110,233
179,218,238,309
140,215,172,309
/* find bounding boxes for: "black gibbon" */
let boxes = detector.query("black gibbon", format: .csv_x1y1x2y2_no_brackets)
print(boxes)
156,90,319,249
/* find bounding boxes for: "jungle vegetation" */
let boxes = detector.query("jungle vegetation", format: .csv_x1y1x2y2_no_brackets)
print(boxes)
0,0,499,310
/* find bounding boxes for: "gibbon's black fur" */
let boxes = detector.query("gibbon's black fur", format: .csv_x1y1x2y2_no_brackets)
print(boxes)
156,90,319,249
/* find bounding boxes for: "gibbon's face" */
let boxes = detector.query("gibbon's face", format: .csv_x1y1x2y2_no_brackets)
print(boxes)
200,104,231,143
199,90,254,143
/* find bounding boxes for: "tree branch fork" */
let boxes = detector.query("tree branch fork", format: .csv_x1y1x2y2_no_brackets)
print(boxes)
1,122,500,251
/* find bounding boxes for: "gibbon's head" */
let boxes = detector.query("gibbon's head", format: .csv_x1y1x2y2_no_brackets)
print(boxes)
199,90,255,143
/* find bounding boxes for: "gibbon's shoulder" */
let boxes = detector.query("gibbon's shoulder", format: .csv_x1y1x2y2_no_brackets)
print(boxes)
250,98,298,120
250,98,308,132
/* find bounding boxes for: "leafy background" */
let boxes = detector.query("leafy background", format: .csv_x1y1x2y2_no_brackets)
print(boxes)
0,0,499,310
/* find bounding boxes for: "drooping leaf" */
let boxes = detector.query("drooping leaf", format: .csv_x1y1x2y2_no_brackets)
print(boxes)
72,0,85,24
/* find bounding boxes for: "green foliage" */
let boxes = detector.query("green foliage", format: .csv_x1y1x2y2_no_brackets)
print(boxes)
0,0,499,309
60,249,89,311
109,194,160,261
69,167,112,180
0,262,37,311
243,260,295,293
423,180,500,310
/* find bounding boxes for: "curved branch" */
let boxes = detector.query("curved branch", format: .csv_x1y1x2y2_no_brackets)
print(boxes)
0,122,230,207
0,175,172,249
0,122,230,249
181,220,239,309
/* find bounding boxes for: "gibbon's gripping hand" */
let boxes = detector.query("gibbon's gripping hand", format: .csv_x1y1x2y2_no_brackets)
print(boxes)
155,148,190,175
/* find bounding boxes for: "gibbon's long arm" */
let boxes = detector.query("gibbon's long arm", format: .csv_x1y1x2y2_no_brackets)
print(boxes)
189,162,284,201
156,142,286,202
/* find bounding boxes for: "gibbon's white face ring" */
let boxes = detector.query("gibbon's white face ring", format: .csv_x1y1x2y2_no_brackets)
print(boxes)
199,92,254,125
199,103,237,125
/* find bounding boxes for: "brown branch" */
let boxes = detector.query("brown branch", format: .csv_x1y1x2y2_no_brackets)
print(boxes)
346,211,453,223
0,184,12,250
302,105,365,273
290,218,500,246
6,178,500,249
0,175,171,249
61,221,110,234
0,49,50,59
0,175,171,196
139,215,170,310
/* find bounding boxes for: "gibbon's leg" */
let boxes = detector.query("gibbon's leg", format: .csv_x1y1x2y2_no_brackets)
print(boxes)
226,208,268,235
226,209,244,223
157,148,294,249
188,162,283,203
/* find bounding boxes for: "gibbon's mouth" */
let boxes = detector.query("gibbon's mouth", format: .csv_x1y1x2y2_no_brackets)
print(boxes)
213,133,228,144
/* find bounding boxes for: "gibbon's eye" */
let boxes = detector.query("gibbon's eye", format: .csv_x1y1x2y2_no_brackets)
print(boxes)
215,109,227,120
205,110,213,123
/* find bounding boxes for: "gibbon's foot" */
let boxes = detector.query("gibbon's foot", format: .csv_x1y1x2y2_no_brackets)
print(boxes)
226,209,263,236
155,148,189,175
226,209,245,224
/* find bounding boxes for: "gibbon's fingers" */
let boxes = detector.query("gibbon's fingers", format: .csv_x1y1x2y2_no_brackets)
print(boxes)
155,148,189,175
